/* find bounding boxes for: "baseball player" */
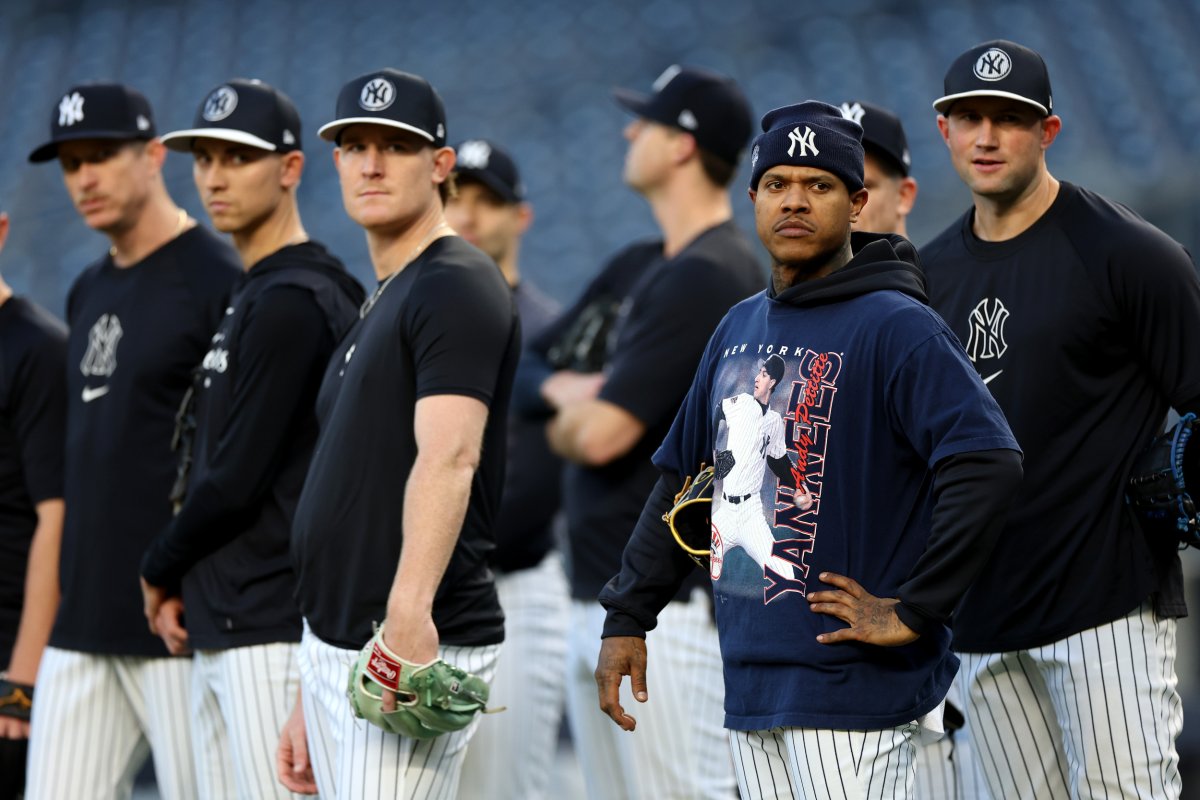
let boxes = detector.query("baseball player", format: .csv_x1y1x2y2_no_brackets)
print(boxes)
838,100,918,239
595,100,1024,800
837,98,977,800
276,69,519,799
24,83,241,800
136,79,363,799
0,210,67,800
447,139,570,800
512,64,762,799
922,40,1200,799
710,353,809,582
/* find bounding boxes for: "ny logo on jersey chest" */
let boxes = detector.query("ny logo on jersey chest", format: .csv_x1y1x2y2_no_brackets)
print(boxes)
965,298,1009,362
80,314,123,377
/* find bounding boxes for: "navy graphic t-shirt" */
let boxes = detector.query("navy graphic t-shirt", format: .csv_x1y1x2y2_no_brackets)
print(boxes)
55,226,240,656
652,282,1016,730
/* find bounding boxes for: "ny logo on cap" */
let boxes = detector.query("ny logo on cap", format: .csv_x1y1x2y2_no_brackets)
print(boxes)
59,92,85,127
360,78,395,111
457,140,492,169
974,48,1012,81
839,102,865,125
203,86,238,122
787,126,819,158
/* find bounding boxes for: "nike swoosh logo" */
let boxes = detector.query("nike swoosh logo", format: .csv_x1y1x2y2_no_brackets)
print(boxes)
982,370,1003,385
81,385,110,403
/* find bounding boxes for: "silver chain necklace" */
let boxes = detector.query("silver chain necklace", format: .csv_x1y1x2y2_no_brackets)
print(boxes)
359,222,452,319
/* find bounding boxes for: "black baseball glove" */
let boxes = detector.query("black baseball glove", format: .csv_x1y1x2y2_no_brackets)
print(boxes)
1127,413,1200,548
714,449,736,481
663,465,715,571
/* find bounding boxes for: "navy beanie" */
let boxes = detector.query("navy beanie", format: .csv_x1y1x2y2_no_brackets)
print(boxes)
749,101,864,192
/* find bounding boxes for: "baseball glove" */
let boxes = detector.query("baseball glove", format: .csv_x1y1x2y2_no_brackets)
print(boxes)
347,625,492,739
1127,413,1200,548
0,675,32,722
663,465,715,571
714,449,736,481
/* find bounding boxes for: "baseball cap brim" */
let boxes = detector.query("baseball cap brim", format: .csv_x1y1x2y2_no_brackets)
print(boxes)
160,128,279,152
317,117,436,143
612,87,675,129
455,170,521,204
933,90,1049,116
28,129,154,163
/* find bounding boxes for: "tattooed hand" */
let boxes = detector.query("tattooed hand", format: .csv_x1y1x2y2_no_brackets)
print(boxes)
807,572,919,647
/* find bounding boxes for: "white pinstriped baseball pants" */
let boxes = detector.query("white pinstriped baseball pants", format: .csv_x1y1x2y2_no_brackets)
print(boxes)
911,676,985,800
565,590,734,800
459,552,569,800
298,621,500,800
191,642,304,800
958,602,1182,800
729,724,919,799
25,647,198,800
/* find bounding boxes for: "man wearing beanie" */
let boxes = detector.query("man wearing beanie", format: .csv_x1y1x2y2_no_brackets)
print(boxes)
279,69,519,798
513,64,762,798
137,78,363,799
24,83,241,800
596,100,1023,798
923,39,1200,799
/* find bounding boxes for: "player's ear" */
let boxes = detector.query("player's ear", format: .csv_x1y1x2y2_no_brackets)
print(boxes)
516,202,533,235
1040,115,1063,150
849,187,868,221
936,115,951,147
280,151,305,189
898,177,918,217
431,146,456,184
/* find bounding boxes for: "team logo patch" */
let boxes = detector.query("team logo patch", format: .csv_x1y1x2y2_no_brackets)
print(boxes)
973,48,1012,81
282,129,296,145
58,92,85,127
787,125,818,158
677,109,698,130
80,314,123,377
839,101,865,125
136,114,151,131
203,86,238,122
750,144,759,171
457,140,491,169
965,297,1010,361
709,523,724,580
360,78,395,111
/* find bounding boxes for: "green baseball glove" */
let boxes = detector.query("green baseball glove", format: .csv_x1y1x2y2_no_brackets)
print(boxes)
347,625,492,739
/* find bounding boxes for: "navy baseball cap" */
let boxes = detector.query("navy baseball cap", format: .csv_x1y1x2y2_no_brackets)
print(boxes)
453,139,524,203
613,65,753,165
839,100,911,177
29,82,156,163
749,101,865,192
318,68,446,146
934,40,1053,116
162,79,302,153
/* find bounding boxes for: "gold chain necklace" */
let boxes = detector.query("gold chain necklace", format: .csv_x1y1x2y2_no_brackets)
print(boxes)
110,208,189,259
359,222,452,319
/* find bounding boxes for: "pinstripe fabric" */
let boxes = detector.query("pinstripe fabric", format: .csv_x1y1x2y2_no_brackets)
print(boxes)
298,622,500,800
912,677,987,800
958,602,1182,800
25,647,197,800
191,643,304,799
729,724,918,799
459,552,569,799
565,589,733,800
